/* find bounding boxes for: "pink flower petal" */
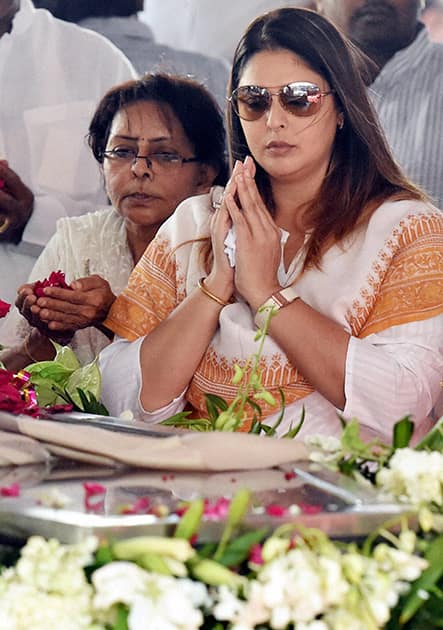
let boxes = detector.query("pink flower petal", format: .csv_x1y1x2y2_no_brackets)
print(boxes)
1,483,21,497
265,504,288,517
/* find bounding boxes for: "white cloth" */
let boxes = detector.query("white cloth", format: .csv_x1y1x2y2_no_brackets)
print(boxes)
0,208,134,365
78,15,230,111
140,1,309,63
0,0,136,303
100,192,443,443
370,27,443,208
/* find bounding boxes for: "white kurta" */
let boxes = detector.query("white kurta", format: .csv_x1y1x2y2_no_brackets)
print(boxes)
0,0,136,302
100,191,443,443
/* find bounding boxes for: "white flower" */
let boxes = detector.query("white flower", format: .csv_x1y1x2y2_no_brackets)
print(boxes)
119,409,135,421
376,448,443,507
35,487,72,509
0,537,99,630
305,435,342,466
254,547,345,624
92,562,206,630
14,536,97,594
213,582,269,629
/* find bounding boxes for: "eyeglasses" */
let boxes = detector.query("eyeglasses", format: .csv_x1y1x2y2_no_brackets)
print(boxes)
103,148,199,171
229,82,335,121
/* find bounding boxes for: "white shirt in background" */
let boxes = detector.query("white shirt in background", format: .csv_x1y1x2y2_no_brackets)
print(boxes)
0,0,136,303
140,1,312,63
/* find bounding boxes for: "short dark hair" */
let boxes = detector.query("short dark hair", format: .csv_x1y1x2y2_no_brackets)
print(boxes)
88,73,228,186
228,8,424,268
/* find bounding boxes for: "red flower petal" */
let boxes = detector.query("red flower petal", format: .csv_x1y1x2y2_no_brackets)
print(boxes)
0,299,11,318
1,483,21,497
34,270,71,297
265,504,288,517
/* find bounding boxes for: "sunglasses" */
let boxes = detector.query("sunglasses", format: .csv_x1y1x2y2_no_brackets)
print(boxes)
229,82,335,121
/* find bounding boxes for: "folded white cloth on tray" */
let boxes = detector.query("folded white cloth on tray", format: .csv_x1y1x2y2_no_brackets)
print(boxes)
0,412,307,470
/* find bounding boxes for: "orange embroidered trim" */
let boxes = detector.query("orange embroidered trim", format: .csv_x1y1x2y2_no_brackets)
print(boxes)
186,348,314,425
348,213,443,338
106,237,185,340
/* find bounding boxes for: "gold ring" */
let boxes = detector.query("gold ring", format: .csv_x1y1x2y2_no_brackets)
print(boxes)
0,217,10,234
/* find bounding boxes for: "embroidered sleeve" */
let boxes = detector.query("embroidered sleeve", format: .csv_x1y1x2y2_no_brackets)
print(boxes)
105,237,179,341
357,212,443,338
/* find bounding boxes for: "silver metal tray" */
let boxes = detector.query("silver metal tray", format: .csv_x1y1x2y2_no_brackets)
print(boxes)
0,459,410,544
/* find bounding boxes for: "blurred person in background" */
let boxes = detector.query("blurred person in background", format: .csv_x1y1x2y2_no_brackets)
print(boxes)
316,0,443,209
140,0,315,63
34,0,229,111
0,0,136,304
422,0,443,42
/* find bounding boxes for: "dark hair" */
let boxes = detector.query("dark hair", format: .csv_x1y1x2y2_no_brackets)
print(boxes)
228,8,425,268
88,73,228,186
34,0,143,21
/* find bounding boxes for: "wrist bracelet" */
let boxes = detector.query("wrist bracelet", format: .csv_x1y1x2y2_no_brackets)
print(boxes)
197,278,230,307
23,335,39,364
254,285,300,329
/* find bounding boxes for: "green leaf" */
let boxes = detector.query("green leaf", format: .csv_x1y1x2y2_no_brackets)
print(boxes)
113,604,129,630
341,418,369,455
265,388,286,436
197,542,218,559
51,385,109,415
392,416,414,449
94,542,115,566
214,489,251,561
26,361,74,384
282,405,305,439
415,418,443,453
337,413,348,429
52,342,81,371
205,393,228,422
400,534,443,624
217,528,268,567
159,411,193,426
65,360,101,407
245,397,262,419
76,389,109,415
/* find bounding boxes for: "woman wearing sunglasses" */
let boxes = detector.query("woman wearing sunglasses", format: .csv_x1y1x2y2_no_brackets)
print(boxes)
102,8,443,443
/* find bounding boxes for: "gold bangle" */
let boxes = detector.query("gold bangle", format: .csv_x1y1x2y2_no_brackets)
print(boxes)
0,217,10,234
23,335,39,364
197,278,230,307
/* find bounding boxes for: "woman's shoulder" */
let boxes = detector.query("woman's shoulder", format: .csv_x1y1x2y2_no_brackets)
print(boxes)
368,197,443,237
55,207,124,237
156,188,219,242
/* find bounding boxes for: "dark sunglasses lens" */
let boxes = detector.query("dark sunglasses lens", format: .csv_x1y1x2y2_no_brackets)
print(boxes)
281,83,322,117
233,86,270,121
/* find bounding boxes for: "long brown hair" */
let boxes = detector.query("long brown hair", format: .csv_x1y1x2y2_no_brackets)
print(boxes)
226,8,425,269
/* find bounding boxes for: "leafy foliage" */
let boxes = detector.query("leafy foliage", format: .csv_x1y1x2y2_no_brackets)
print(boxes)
160,308,304,438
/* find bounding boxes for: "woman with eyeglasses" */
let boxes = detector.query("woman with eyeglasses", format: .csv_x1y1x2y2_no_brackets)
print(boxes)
0,73,227,370
101,8,443,443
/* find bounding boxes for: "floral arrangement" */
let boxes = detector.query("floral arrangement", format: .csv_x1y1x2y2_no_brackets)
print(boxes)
0,298,107,416
0,470,441,629
0,421,442,630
